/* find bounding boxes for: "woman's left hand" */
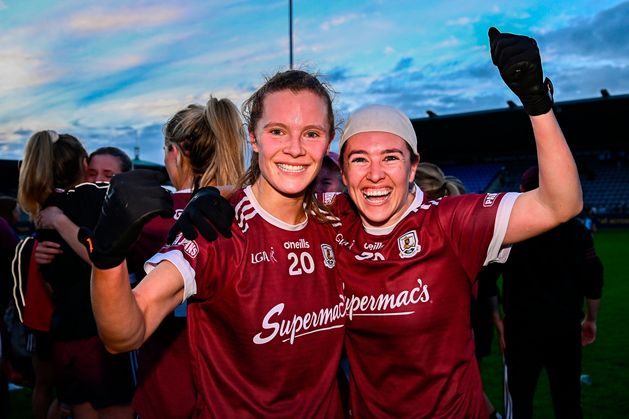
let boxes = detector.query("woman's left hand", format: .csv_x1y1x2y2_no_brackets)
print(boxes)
37,206,65,229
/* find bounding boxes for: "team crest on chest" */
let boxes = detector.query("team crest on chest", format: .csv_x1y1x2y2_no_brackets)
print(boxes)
321,244,336,269
398,230,420,259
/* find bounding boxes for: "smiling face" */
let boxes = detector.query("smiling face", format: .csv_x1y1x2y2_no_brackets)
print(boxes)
250,89,331,202
342,131,418,229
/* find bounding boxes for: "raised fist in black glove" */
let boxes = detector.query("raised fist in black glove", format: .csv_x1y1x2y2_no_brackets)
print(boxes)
78,169,174,269
167,186,234,244
488,27,553,116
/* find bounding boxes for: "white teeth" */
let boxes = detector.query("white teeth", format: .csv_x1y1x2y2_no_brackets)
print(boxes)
363,189,390,198
277,163,305,172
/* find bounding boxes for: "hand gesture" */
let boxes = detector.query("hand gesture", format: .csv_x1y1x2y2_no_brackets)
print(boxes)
167,186,234,244
36,206,65,229
488,27,553,115
79,169,174,269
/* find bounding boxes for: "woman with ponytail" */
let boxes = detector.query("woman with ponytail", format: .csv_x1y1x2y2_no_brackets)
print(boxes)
18,131,135,418
86,70,346,417
129,96,246,419
414,161,466,200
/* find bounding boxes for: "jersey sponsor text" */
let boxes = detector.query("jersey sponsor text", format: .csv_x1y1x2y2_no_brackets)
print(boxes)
253,298,345,345
345,278,430,320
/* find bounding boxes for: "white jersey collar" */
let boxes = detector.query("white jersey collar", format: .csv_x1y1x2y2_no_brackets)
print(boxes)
243,185,308,231
363,184,424,236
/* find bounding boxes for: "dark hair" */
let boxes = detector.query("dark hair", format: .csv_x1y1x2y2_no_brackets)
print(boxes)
18,131,87,216
89,147,133,173
0,195,18,223
239,70,337,223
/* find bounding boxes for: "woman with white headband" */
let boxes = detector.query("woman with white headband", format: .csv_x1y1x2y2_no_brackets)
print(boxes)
331,27,581,418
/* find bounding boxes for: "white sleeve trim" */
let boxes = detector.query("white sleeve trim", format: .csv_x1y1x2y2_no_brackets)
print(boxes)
144,250,197,302
484,192,519,266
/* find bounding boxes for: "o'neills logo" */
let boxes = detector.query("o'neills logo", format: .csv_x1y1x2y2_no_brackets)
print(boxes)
252,299,345,345
345,278,430,320
284,239,310,249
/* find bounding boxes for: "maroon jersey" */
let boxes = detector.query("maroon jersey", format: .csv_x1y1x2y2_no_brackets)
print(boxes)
333,187,517,418
146,186,345,418
133,190,196,418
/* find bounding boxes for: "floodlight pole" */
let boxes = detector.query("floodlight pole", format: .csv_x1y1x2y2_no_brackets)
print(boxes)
289,0,294,69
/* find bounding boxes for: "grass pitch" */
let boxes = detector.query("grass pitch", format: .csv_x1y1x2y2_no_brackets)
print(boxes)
481,229,629,418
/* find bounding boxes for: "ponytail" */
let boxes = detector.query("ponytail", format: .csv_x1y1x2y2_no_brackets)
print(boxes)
18,131,86,217
164,97,246,188
415,162,465,200
198,97,246,187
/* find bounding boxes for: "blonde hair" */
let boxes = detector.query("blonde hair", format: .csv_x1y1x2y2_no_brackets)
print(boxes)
240,69,337,223
415,162,465,200
164,96,246,187
18,130,87,217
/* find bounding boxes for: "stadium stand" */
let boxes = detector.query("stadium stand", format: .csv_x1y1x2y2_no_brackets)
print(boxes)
440,163,504,193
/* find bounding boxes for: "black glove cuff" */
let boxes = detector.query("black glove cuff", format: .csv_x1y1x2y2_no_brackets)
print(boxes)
89,249,127,270
521,77,554,116
78,227,126,270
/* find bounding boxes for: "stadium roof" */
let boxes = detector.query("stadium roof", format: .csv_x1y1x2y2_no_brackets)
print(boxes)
411,93,629,163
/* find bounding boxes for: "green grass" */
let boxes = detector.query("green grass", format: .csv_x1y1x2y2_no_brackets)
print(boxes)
481,229,629,418
9,231,629,417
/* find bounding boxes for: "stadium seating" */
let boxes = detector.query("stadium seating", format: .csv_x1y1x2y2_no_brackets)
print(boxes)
440,163,503,193
440,157,629,215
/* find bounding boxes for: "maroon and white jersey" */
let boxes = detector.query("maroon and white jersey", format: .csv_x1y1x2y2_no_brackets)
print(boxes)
146,186,345,418
133,189,196,419
332,186,518,418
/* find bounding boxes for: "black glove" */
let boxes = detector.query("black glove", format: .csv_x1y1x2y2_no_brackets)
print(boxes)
167,186,234,244
78,169,174,269
488,27,553,116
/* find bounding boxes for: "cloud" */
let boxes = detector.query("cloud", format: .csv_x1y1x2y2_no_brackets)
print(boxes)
394,57,414,72
68,6,185,33
320,13,361,31
551,64,629,99
322,67,351,83
446,16,480,26
434,36,462,49
0,47,58,93
540,1,629,59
